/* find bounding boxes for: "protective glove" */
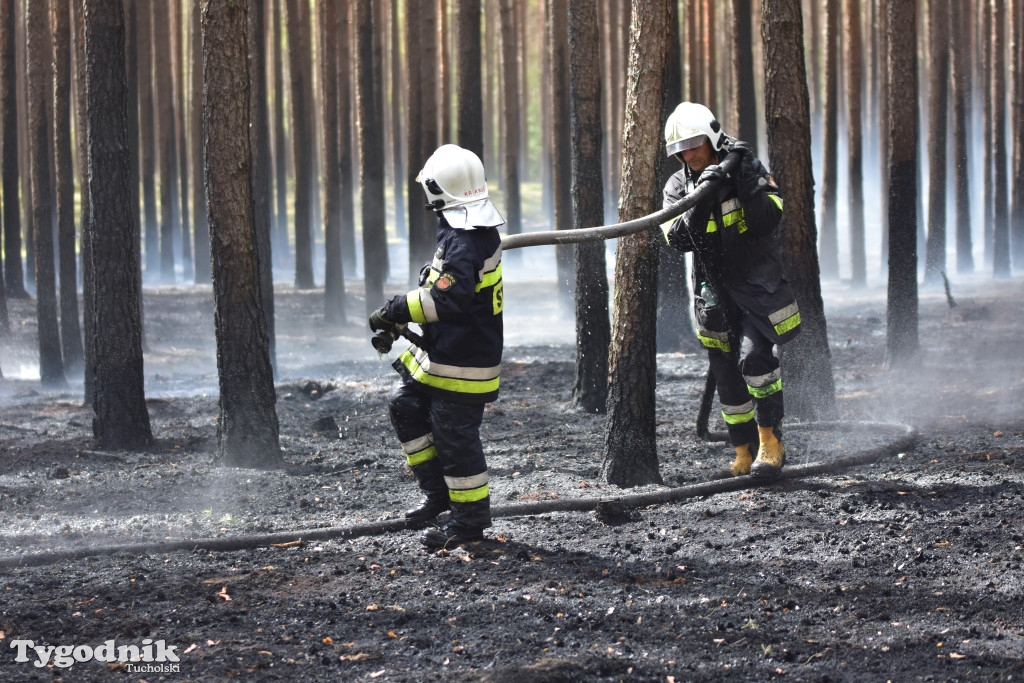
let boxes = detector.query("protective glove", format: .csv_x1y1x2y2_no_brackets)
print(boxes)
729,139,763,200
697,164,725,186
418,262,432,287
368,305,397,334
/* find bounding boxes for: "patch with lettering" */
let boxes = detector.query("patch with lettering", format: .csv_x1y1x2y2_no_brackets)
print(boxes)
435,273,457,291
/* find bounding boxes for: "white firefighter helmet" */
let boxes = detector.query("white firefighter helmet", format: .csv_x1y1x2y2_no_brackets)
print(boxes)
416,144,504,229
664,101,725,156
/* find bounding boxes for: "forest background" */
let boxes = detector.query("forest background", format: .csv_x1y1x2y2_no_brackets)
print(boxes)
0,0,1022,471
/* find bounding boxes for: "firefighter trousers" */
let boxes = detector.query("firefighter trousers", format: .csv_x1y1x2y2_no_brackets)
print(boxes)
388,380,492,531
709,318,784,448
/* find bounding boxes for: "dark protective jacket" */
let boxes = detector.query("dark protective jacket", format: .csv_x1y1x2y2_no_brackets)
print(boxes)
661,142,800,349
384,215,504,403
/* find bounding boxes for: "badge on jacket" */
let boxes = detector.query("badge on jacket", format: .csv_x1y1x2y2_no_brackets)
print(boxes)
435,273,457,291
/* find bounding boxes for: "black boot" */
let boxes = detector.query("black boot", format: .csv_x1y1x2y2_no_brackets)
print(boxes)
405,461,449,529
420,520,485,549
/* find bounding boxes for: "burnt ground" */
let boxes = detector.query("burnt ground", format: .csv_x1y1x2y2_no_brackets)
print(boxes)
0,273,1023,682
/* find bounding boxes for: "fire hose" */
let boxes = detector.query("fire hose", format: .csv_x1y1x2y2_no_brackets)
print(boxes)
0,421,916,569
500,150,741,251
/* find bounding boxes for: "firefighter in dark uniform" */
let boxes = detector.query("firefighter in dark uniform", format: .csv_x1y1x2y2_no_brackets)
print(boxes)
369,144,504,549
661,102,801,480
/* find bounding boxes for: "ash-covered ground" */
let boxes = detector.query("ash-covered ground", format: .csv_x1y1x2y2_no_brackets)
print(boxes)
0,273,1022,682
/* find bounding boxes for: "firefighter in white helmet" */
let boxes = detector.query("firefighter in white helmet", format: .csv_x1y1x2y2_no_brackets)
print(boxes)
661,102,800,480
369,144,505,549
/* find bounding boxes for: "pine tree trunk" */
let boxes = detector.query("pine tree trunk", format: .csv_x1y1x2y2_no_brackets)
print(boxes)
567,0,609,414
761,0,836,419
202,0,282,468
26,0,66,388
601,0,671,488
83,0,152,449
52,0,83,377
883,0,920,368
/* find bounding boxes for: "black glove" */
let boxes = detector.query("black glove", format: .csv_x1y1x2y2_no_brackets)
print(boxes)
697,164,725,186
368,305,396,334
729,140,762,200
418,262,432,287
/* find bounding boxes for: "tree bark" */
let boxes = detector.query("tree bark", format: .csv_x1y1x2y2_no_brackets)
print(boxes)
729,0,758,143
845,0,866,287
497,0,522,241
923,0,949,286
191,0,210,282
249,0,276,374
172,0,192,282
601,0,671,488
26,0,66,388
950,0,973,275
991,0,1010,278
138,0,158,279
455,0,483,159
404,0,426,282
355,0,387,314
52,0,83,377
202,0,282,468
337,1,356,276
761,0,836,419
0,0,26,300
884,0,920,368
547,0,574,310
320,0,346,326
83,0,151,449
285,0,315,289
817,0,839,280
567,0,609,414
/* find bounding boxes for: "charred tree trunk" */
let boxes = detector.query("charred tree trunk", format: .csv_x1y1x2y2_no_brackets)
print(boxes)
270,0,289,270
404,0,426,282
249,0,276,374
337,1,356,277
190,0,210,283
884,0,920,368
1012,0,1024,270
991,0,1010,279
547,0,574,309
0,0,26,299
455,0,483,159
172,0,192,282
950,0,973,275
52,0,83,378
201,0,282,468
818,0,839,279
388,0,406,240
497,0,522,241
83,0,151,449
601,0,671,488
285,0,315,290
26,0,66,388
729,0,757,143
924,0,949,286
762,0,836,420
567,0,609,414
845,0,866,287
355,0,387,313
320,0,346,326
138,0,158,279
73,0,96,401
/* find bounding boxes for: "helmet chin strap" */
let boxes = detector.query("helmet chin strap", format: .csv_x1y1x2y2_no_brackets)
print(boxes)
425,199,445,211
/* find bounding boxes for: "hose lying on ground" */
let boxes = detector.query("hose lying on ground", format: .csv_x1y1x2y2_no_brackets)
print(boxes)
500,152,741,250
0,421,916,570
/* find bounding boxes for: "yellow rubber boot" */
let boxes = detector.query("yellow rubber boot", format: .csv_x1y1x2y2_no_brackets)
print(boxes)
751,425,786,480
730,443,753,476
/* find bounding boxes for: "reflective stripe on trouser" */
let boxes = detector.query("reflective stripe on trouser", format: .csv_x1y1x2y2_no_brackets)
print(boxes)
740,324,784,429
708,345,758,448
388,380,491,530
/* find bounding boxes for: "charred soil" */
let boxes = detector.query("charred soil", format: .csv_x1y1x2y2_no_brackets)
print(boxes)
1,276,1023,682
